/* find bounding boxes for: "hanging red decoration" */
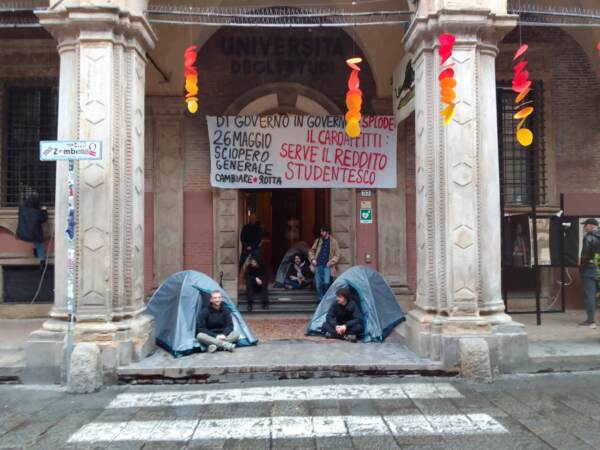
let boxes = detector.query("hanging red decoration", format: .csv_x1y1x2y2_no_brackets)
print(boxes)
438,33,456,125
512,44,533,147
184,45,199,114
345,57,362,138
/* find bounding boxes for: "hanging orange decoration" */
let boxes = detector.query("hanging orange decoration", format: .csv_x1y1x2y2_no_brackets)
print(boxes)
184,45,199,114
438,33,456,125
345,57,363,138
512,44,533,147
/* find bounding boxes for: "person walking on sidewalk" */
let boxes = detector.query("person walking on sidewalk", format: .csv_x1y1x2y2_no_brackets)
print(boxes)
579,218,600,329
196,290,239,352
309,225,340,302
322,288,363,342
245,257,269,311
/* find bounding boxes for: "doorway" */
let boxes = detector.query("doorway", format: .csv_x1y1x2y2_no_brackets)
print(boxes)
240,189,330,280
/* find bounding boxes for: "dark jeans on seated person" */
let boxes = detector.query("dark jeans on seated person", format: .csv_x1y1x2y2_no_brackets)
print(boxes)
246,278,268,307
322,321,364,338
286,279,311,289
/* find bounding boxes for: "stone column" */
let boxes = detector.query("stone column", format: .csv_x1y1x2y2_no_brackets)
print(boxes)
25,1,157,383
403,4,529,373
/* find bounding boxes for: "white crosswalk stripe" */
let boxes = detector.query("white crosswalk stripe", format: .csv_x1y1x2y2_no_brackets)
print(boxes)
107,382,463,408
67,382,509,444
68,414,508,443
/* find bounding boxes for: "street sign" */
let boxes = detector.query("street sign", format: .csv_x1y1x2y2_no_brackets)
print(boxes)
40,140,102,161
360,208,373,224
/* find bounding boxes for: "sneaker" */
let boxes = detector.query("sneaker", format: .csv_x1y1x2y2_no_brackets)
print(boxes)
224,342,236,352
324,332,335,339
207,344,217,353
578,321,595,327
343,334,358,343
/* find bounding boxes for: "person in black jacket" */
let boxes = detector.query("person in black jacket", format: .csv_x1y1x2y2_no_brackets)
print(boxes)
284,253,312,289
322,288,364,343
196,290,239,352
245,257,268,311
578,218,600,328
16,194,48,268
239,213,263,270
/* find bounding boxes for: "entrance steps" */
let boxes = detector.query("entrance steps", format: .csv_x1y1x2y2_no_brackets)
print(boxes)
237,287,318,314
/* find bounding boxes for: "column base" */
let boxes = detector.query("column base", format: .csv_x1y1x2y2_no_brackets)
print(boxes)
23,314,155,384
405,308,529,374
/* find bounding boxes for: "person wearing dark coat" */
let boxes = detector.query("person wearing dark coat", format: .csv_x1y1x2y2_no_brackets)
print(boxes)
16,194,48,268
322,288,364,343
196,290,239,352
284,254,312,289
578,218,600,328
245,257,268,311
239,213,263,270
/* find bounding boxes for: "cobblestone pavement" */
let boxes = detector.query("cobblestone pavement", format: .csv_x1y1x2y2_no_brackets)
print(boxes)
1,372,600,449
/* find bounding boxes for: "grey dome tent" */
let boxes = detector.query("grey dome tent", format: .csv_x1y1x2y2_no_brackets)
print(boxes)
273,241,311,288
305,266,405,342
146,270,258,357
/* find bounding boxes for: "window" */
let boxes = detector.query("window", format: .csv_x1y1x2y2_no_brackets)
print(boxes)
497,81,546,207
2,83,58,207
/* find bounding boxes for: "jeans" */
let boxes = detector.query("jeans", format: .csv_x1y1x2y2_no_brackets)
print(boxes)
322,321,364,337
315,265,331,301
33,242,46,262
285,279,311,289
581,267,598,323
246,277,268,307
196,330,240,349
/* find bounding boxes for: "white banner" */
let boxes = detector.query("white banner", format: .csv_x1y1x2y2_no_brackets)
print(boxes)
207,115,397,189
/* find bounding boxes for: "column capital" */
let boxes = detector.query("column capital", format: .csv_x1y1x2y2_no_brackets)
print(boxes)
36,5,156,55
403,10,517,56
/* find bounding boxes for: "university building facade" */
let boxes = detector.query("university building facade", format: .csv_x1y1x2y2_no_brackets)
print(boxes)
0,0,598,381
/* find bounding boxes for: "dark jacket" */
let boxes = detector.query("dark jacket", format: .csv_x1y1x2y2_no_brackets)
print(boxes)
246,265,266,282
196,305,233,337
16,201,48,243
326,300,362,329
241,223,262,248
580,230,600,268
286,261,312,281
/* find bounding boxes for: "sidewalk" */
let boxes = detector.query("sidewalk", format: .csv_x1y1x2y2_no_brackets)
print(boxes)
2,311,599,383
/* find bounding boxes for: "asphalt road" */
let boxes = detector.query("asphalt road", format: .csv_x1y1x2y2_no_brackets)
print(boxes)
1,372,600,449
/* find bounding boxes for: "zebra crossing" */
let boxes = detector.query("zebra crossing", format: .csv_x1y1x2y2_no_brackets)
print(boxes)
67,381,509,445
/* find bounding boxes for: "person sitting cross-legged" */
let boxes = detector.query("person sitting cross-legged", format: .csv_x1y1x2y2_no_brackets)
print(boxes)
322,288,364,343
196,290,240,353
284,254,312,290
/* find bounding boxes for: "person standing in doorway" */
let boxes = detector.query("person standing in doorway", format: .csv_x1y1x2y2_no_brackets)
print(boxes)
16,193,48,269
579,218,600,328
309,225,340,302
239,213,263,270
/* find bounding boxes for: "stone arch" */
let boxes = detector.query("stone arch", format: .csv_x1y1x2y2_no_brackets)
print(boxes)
212,83,355,301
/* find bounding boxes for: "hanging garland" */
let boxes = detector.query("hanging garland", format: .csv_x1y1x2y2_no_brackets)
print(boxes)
438,33,456,125
345,57,363,138
512,44,534,147
184,45,199,114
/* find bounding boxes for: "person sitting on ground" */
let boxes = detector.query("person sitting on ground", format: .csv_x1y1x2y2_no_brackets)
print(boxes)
322,288,364,343
196,290,239,353
245,257,269,311
284,253,312,290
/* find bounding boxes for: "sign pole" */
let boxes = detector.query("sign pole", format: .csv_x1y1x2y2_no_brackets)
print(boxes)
65,159,76,382
40,140,102,383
